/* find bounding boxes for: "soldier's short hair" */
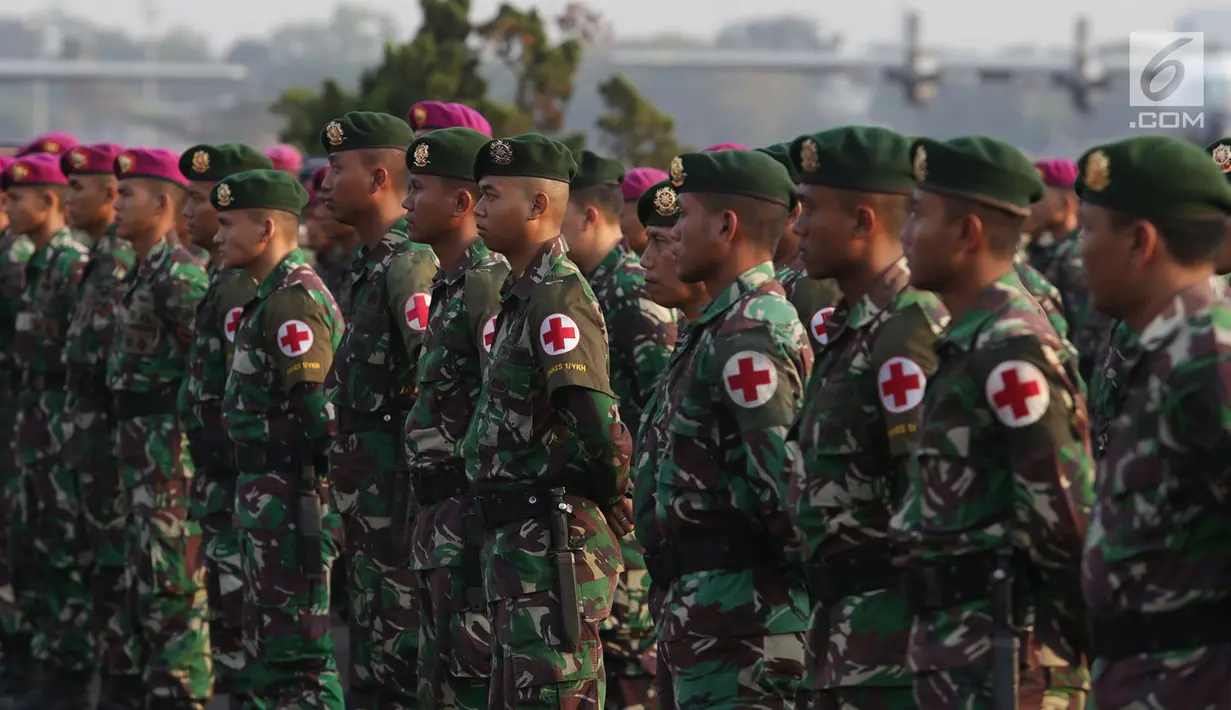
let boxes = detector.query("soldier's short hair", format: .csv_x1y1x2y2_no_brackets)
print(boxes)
569,183,624,221
942,195,1024,258
696,193,789,253
358,148,410,191
1108,210,1227,265
834,190,911,238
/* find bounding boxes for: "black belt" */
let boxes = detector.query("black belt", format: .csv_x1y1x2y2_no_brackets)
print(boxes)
414,463,469,507
187,425,232,474
1090,597,1231,660
113,385,179,419
474,487,594,529
67,369,109,399
337,408,406,434
643,530,778,583
24,370,66,391
233,441,299,473
900,550,1026,613
807,543,899,605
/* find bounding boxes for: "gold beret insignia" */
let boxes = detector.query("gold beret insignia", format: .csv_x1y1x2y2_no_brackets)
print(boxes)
216,182,233,207
10,163,29,182
1083,150,1110,191
44,141,59,154
1212,144,1231,174
653,186,678,216
800,139,819,173
117,154,133,174
413,143,430,168
69,150,88,169
325,121,345,147
669,156,685,187
489,140,514,166
191,150,211,174
412,105,428,127
912,146,928,181
1036,166,1046,180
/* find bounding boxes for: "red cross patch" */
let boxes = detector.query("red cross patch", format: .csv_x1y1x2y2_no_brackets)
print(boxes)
538,313,580,356
810,307,835,345
276,319,314,358
722,350,779,408
877,356,926,414
985,360,1050,428
481,314,498,353
404,292,431,332
223,307,243,343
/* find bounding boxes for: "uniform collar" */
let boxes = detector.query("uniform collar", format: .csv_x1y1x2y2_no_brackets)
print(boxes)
840,256,912,333
438,238,491,288
359,218,409,265
939,271,1024,352
255,249,307,300
1137,276,1229,353
586,243,626,283
505,234,568,302
698,261,776,325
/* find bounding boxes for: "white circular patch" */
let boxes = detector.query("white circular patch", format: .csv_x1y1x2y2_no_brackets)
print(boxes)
722,350,779,408
985,360,1050,428
810,307,836,345
404,292,431,332
276,319,314,358
877,356,927,414
538,313,580,356
223,307,243,343
481,314,498,353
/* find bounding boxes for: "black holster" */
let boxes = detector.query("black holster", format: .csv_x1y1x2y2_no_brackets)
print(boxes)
806,543,898,605
548,487,581,648
298,454,323,583
991,547,1020,710
461,507,485,612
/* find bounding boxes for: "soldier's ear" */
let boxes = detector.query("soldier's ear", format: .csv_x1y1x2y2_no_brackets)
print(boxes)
717,208,738,245
371,165,389,194
1129,219,1159,269
454,186,475,217
852,204,876,240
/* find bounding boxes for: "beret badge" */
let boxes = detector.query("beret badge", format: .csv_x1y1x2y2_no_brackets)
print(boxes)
912,146,928,181
653,186,679,217
10,164,29,182
325,121,345,147
1084,151,1111,192
489,140,514,166
191,150,211,174
413,143,430,168
800,139,819,173
215,182,233,207
117,154,134,174
69,150,88,169
44,141,59,154
1212,144,1231,174
412,105,428,126
669,156,685,187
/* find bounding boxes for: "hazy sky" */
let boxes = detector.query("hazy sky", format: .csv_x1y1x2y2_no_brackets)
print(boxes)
8,0,1195,53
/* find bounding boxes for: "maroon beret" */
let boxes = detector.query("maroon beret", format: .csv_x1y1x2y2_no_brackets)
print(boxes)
407,101,493,137
114,147,189,187
703,143,750,152
306,166,329,204
62,143,126,176
1033,158,1078,189
2,153,69,190
16,132,79,157
265,144,304,172
621,167,669,202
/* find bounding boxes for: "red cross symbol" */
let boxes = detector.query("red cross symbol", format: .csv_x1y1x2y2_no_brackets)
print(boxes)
277,319,314,357
224,307,242,343
877,356,926,413
482,314,498,352
722,351,778,407
404,292,430,332
986,360,1049,427
811,307,835,344
539,313,580,355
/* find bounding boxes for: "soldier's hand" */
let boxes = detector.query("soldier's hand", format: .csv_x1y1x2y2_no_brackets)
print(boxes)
604,496,635,537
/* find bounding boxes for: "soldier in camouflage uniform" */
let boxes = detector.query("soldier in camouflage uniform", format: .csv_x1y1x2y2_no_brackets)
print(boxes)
889,136,1092,709
107,148,212,709
1074,137,1231,709
57,143,134,710
619,168,668,256
401,127,508,710
648,149,811,709
306,166,360,316
0,154,36,704
179,143,275,707
631,178,710,710
3,154,88,710
319,112,439,709
215,170,345,709
563,151,679,710
461,133,635,709
783,127,949,710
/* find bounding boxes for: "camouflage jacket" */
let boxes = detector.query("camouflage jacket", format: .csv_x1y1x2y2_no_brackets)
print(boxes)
324,219,438,419
317,242,360,317
888,272,1094,674
13,227,88,376
180,266,257,433
1081,277,1231,708
1026,229,1109,381
1088,319,1134,460
224,249,343,448
64,227,134,380
776,252,842,354
650,261,812,641
406,240,509,571
584,244,678,437
1013,254,1069,341
460,235,628,601
0,230,35,371
787,258,948,688
106,238,208,394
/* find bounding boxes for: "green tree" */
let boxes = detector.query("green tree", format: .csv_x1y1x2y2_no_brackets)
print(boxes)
596,74,690,167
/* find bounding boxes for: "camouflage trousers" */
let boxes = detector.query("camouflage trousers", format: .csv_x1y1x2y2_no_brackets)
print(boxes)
657,631,807,710
0,383,31,670
489,576,617,710
601,536,657,710
913,667,1086,710
116,412,214,705
330,431,419,708
235,466,343,710
416,566,492,710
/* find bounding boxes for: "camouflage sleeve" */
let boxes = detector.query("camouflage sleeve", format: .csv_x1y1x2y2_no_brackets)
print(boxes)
869,305,940,461
527,274,615,397
385,246,439,372
711,327,807,558
613,292,677,411
156,260,208,347
977,335,1091,576
554,387,632,506
263,286,335,390
462,262,508,371
177,379,199,432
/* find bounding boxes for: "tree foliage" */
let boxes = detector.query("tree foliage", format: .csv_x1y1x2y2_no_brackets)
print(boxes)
595,74,691,167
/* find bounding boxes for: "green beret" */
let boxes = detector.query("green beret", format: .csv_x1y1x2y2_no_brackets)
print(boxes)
179,143,273,182
406,127,491,181
1075,136,1231,219
210,169,310,216
320,111,415,154
668,149,796,208
637,179,680,228
909,135,1044,216
1205,137,1231,184
571,150,626,190
792,127,915,195
756,142,799,184
472,133,577,184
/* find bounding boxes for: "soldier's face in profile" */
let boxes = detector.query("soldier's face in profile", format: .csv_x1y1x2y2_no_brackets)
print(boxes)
474,176,520,254
3,188,41,235
214,211,266,269
794,184,854,280
65,175,113,231
901,189,958,292
619,202,647,255
183,180,220,249
402,174,455,245
642,225,704,309
1077,202,1137,318
320,151,371,227
670,193,724,284
113,180,159,240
